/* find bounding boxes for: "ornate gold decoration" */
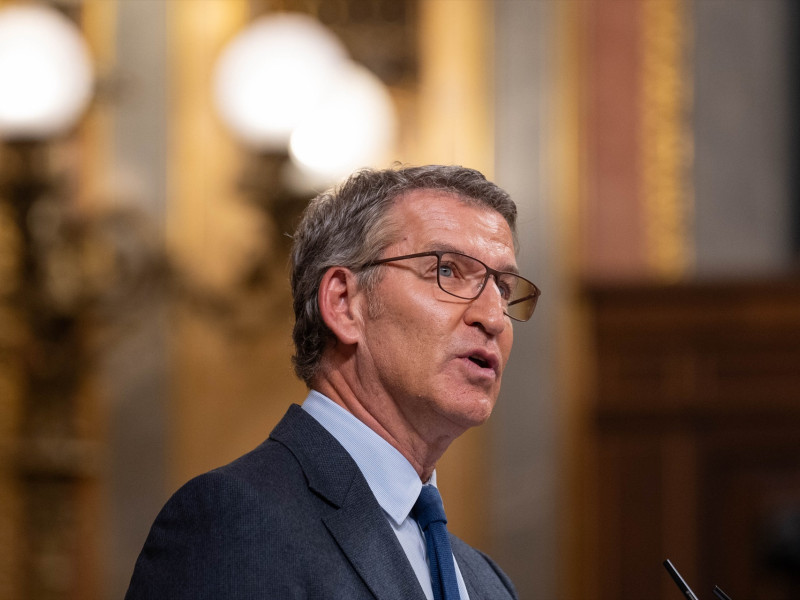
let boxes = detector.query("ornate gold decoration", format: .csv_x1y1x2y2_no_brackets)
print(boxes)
250,0,418,85
640,0,693,279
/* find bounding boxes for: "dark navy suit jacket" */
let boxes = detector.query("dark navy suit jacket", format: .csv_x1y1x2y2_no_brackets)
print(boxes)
125,404,518,599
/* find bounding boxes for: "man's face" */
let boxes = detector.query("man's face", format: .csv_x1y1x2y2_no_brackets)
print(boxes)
354,190,516,443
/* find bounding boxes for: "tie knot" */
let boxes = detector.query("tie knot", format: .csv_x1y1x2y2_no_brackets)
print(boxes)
412,485,447,531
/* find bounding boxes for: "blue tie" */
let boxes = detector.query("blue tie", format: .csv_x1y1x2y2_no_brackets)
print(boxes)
412,485,461,600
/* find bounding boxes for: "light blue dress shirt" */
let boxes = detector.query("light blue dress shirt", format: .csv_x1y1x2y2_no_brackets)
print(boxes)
302,390,470,600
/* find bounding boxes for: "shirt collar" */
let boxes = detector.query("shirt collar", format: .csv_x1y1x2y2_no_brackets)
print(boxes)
302,390,434,526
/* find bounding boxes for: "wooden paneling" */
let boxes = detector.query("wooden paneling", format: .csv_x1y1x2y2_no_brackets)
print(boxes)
585,279,800,600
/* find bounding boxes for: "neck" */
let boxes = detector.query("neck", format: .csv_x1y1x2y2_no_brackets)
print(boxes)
313,353,461,482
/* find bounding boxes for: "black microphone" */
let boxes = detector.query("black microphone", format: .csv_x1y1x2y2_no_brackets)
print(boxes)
663,559,700,600
712,585,733,600
662,559,735,600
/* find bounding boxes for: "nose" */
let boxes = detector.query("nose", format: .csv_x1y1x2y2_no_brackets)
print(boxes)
464,276,508,336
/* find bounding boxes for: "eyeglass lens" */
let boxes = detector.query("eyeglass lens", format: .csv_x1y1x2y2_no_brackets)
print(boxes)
435,252,538,321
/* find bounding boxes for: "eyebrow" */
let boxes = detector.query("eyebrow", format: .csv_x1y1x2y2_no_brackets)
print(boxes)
427,244,520,275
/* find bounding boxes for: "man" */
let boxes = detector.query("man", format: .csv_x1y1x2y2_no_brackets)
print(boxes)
126,165,539,599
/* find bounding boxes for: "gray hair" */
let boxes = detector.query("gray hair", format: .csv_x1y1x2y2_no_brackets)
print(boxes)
290,164,517,386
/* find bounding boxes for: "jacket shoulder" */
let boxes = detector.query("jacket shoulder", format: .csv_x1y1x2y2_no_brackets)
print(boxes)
124,439,306,598
125,406,371,599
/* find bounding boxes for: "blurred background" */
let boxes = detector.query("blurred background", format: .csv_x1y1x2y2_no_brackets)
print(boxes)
0,0,799,599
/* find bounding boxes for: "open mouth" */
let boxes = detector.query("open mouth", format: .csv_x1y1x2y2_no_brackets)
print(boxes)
468,355,490,369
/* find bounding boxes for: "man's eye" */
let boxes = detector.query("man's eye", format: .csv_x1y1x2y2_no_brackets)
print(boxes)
438,264,455,278
497,277,515,300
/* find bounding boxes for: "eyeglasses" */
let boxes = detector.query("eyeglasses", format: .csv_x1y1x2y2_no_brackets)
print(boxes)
361,250,540,322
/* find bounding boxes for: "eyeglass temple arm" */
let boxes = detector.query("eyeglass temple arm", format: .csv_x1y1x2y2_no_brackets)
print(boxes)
507,292,540,306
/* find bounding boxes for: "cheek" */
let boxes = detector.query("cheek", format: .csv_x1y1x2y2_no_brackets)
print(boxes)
400,289,456,335
402,313,448,359
499,327,514,369
373,279,470,362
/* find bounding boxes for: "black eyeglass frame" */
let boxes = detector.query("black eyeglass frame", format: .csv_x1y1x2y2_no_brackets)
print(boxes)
361,250,541,322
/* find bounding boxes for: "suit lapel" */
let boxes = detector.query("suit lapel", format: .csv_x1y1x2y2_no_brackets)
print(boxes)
453,542,481,600
450,535,519,600
323,492,425,600
271,405,426,600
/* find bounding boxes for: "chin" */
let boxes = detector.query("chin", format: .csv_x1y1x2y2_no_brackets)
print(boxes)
447,393,496,428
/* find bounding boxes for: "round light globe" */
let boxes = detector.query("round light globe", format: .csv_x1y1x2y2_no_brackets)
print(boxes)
0,3,94,140
213,12,349,151
289,62,397,185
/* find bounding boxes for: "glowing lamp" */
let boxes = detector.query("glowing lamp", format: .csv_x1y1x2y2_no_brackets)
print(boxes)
213,12,349,151
289,62,397,184
0,3,94,140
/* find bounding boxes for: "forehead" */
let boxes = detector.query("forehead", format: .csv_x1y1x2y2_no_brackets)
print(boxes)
387,189,516,263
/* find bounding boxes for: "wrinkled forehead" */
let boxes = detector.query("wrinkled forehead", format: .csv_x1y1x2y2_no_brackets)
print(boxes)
386,189,519,251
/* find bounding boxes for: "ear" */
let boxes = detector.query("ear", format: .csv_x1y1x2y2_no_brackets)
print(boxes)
318,266,364,346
